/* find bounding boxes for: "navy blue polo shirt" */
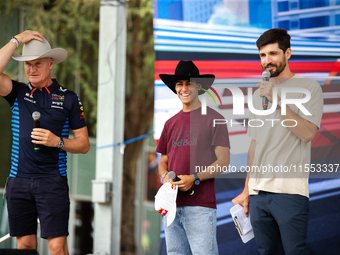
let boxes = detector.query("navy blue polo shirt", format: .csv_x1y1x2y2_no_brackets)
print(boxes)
3,79,86,178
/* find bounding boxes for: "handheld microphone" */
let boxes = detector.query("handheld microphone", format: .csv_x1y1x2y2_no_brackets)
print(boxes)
168,171,195,196
262,70,271,110
32,111,41,152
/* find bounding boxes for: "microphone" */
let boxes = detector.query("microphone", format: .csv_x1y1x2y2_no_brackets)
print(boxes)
32,111,41,152
262,70,271,110
167,171,195,196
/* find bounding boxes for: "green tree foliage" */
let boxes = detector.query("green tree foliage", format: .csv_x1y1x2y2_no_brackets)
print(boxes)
0,0,100,136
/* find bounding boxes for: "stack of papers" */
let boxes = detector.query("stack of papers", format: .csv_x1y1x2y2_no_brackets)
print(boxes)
230,204,254,243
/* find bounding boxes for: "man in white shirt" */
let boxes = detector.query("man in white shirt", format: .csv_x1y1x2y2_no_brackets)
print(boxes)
232,28,323,255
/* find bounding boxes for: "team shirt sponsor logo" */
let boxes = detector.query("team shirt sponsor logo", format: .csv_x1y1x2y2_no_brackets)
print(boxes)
52,94,65,101
52,101,63,106
79,102,85,119
80,108,84,119
51,93,65,109
59,87,67,93
51,105,64,109
171,124,200,148
24,93,36,104
25,92,34,99
75,95,85,119
172,138,197,148
27,83,33,90
77,96,83,106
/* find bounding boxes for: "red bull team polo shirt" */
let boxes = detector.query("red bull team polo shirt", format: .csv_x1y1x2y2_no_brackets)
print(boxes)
2,79,86,178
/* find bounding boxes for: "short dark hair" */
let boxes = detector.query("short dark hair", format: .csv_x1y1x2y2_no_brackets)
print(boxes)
256,28,291,53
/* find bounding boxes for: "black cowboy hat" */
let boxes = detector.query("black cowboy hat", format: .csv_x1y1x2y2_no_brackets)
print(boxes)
159,60,215,95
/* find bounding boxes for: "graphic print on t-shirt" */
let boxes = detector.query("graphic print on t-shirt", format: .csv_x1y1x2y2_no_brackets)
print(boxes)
171,124,200,148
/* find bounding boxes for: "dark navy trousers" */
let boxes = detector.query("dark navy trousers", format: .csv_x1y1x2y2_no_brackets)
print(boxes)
249,191,309,255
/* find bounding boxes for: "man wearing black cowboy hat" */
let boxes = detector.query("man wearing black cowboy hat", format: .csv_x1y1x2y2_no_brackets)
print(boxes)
156,60,230,254
0,30,90,254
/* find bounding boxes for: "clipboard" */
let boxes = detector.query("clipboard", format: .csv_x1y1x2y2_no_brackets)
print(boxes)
230,204,254,243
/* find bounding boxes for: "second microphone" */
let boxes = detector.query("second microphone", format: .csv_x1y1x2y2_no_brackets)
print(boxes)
167,171,195,196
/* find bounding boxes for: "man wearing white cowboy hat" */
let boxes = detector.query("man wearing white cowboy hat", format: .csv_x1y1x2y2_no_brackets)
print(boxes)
156,60,230,254
0,30,90,254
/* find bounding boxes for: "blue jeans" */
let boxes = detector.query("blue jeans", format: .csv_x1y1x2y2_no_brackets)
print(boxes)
164,206,219,255
249,192,309,255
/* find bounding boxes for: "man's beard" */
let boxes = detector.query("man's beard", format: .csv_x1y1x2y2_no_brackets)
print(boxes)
262,57,286,77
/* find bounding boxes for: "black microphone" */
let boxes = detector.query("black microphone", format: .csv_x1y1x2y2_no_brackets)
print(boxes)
32,111,41,152
167,171,195,196
262,70,271,110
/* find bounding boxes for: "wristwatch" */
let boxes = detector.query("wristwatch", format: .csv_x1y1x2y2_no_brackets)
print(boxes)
58,137,64,149
193,172,200,185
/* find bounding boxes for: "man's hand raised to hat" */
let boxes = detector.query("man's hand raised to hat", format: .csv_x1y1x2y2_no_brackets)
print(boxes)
0,30,44,97
15,30,44,44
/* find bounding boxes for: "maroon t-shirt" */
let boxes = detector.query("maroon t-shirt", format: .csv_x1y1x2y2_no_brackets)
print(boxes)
156,107,230,209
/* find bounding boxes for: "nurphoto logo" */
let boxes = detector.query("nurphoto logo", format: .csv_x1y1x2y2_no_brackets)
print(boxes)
201,85,311,116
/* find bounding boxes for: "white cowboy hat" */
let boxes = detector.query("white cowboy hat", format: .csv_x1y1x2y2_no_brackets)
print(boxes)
12,38,67,64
